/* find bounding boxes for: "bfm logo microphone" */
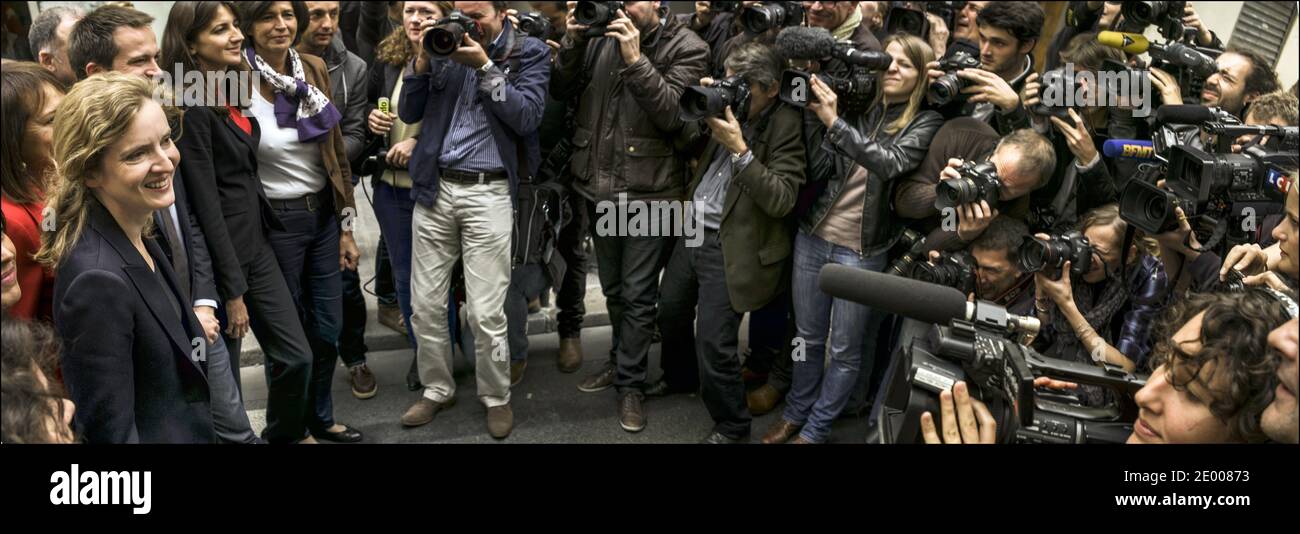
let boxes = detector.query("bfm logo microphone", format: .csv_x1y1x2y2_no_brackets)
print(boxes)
49,464,152,515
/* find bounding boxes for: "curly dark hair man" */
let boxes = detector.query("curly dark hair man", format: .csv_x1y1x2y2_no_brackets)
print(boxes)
1135,289,1295,444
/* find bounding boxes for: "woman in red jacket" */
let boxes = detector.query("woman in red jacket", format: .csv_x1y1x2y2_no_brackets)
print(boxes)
0,62,64,321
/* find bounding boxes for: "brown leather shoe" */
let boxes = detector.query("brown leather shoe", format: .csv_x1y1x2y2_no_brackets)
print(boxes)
349,363,377,399
400,396,456,427
510,360,527,387
746,384,782,416
789,435,814,444
577,363,616,393
378,304,408,336
487,404,513,439
557,337,583,373
760,418,802,444
619,392,645,432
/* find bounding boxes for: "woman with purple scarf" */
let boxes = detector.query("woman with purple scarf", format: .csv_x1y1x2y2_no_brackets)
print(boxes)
237,0,363,443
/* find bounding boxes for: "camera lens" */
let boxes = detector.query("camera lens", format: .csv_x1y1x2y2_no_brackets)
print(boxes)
909,261,944,285
1018,238,1051,274
740,5,774,34
679,87,717,121
575,1,608,26
928,74,963,106
935,176,976,210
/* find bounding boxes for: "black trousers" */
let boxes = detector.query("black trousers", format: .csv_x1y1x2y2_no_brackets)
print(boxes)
555,190,589,338
588,200,673,394
506,263,548,362
222,238,313,443
744,288,796,392
658,231,751,439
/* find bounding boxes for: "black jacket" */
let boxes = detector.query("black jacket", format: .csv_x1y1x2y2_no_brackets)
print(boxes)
178,105,282,302
153,169,219,305
53,199,215,443
800,105,945,257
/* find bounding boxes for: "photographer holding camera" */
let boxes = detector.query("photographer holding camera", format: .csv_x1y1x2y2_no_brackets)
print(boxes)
396,1,550,439
678,1,742,77
656,42,806,443
896,125,1055,250
925,288,1294,444
761,33,943,444
923,1,1042,134
1031,205,1167,390
550,1,708,431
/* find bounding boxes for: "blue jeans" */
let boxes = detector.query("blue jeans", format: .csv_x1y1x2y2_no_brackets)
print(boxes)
372,181,417,348
268,194,344,434
783,231,889,443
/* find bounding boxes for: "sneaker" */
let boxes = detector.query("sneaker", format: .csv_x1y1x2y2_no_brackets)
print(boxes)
349,363,377,399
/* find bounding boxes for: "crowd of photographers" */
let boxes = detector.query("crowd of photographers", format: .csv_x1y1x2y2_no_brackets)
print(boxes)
0,0,1297,445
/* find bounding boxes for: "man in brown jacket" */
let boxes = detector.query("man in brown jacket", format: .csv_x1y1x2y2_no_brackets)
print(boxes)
550,1,708,432
656,42,805,444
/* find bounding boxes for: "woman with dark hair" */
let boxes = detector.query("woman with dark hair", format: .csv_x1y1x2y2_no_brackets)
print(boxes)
162,0,315,444
38,73,215,443
0,62,64,321
762,33,945,444
1031,204,1169,405
235,0,363,443
1,318,77,444
364,1,451,390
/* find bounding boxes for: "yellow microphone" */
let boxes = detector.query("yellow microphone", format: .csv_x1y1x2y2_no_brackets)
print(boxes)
1097,31,1151,55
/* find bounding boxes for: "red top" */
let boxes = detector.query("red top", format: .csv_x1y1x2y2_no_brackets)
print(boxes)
227,105,252,136
1,195,54,321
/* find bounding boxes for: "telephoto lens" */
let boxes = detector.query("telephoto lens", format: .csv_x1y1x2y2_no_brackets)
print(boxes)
1018,232,1094,280
679,75,751,121
424,12,482,56
934,161,1000,210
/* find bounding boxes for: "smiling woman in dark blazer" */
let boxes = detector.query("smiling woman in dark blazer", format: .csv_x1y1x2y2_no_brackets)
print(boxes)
37,73,215,444
162,0,316,444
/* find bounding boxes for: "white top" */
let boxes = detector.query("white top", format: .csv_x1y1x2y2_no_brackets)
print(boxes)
247,89,328,200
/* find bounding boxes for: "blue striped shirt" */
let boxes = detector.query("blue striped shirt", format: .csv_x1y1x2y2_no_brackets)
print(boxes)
438,30,507,173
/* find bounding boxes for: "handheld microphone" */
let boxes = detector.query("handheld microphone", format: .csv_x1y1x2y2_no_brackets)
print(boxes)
1154,104,1239,125
1101,139,1156,161
775,26,835,61
818,264,1040,336
1097,31,1150,55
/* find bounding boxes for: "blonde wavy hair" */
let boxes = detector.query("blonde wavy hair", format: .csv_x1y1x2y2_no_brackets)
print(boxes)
375,1,455,67
35,72,167,269
875,33,935,136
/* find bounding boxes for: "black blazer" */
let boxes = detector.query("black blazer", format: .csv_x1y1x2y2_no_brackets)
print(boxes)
53,199,215,444
152,168,219,304
177,105,282,302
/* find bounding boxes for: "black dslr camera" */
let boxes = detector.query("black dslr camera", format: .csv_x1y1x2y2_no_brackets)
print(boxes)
424,11,483,56
1119,1,1187,40
574,1,624,37
1018,231,1093,281
934,160,1000,211
926,50,981,107
884,1,967,41
680,75,751,122
909,250,977,296
740,1,804,35
516,12,550,39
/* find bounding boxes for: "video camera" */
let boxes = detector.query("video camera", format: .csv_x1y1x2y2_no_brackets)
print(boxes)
1119,144,1293,247
424,11,484,56
819,264,1145,444
740,1,804,35
927,50,982,107
679,75,751,122
934,159,1000,210
777,32,892,112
